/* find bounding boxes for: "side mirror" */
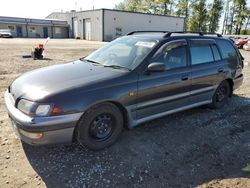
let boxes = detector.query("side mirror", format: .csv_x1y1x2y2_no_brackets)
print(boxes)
146,62,165,72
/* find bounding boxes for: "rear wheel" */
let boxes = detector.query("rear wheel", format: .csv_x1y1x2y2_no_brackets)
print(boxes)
209,81,230,109
76,103,123,150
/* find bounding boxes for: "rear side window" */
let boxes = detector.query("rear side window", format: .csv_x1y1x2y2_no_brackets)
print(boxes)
190,45,214,65
216,39,237,59
216,39,239,68
211,45,221,61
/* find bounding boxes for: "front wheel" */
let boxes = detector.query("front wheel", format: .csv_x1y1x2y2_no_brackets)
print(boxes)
76,103,123,150
209,81,230,109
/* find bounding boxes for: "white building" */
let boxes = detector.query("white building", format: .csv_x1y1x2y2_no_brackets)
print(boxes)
0,16,69,38
47,9,185,42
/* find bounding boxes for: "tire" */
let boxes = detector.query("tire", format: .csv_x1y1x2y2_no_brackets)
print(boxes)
76,103,123,150
209,81,230,109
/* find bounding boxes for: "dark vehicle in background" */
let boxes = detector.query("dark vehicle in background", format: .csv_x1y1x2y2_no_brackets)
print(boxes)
5,31,244,150
0,29,12,38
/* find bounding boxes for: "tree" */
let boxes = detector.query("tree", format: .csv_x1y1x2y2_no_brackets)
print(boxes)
114,0,175,15
222,0,230,34
233,0,247,34
114,0,143,12
208,0,223,32
242,8,250,34
188,0,208,32
176,0,189,18
115,2,127,10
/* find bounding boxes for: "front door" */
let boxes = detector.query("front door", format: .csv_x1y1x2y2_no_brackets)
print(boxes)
16,26,22,37
43,27,48,38
137,40,192,122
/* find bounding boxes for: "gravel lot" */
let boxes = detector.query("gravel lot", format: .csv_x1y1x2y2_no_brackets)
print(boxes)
0,38,250,188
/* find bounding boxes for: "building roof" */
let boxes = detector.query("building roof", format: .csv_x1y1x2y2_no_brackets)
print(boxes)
47,8,185,20
0,16,68,26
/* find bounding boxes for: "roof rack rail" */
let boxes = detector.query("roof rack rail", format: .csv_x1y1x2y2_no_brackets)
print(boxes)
163,31,222,38
127,31,168,35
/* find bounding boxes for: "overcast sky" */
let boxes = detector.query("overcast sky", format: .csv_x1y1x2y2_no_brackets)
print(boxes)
0,0,123,19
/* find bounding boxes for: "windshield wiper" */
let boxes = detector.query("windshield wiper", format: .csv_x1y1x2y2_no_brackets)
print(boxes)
79,58,102,65
104,65,131,71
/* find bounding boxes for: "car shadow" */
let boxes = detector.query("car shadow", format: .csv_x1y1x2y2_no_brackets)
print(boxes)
22,95,250,188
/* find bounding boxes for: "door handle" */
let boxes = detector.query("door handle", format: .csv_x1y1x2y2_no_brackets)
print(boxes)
218,68,224,73
181,75,189,81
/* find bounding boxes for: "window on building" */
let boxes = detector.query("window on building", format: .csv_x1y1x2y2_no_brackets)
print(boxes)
115,27,122,37
190,45,214,65
55,27,62,34
29,27,36,33
8,26,15,31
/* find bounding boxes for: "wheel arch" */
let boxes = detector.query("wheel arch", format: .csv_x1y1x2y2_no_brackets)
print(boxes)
225,78,234,97
72,100,129,142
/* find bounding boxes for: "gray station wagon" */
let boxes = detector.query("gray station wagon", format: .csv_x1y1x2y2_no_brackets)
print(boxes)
4,31,244,150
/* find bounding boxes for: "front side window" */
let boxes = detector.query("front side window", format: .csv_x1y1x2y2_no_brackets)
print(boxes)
151,41,187,70
85,36,157,70
190,45,214,65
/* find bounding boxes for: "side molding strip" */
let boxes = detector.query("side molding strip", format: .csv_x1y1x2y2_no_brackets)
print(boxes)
133,100,212,127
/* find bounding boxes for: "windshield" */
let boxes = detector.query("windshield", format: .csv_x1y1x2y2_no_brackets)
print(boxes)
84,36,158,70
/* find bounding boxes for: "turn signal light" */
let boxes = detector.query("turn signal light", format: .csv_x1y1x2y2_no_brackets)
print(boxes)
51,107,62,116
19,129,43,139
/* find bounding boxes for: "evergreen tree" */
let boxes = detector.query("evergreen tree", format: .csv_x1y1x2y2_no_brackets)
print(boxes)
208,0,223,32
188,0,208,32
176,0,189,18
233,0,247,34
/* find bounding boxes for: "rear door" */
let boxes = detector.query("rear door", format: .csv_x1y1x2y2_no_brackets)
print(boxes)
189,39,225,103
137,39,192,122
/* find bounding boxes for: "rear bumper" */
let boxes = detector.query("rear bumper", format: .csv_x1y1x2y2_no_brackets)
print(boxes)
233,74,243,90
4,90,82,145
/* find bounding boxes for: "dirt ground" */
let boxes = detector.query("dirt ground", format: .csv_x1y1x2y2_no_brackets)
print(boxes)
0,38,250,188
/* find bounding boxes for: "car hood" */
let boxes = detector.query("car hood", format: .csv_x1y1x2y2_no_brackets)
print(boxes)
10,60,125,101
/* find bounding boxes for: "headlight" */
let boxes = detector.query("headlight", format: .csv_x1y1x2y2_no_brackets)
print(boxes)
35,105,51,116
17,99,52,117
17,99,36,115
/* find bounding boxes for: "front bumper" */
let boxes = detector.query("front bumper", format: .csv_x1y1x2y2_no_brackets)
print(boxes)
4,90,82,145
